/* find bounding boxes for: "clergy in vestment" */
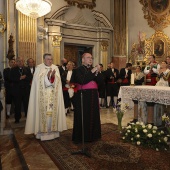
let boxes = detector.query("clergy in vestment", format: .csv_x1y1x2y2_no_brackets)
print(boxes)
25,53,67,141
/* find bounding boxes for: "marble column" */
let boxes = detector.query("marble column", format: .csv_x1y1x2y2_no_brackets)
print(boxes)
113,0,128,70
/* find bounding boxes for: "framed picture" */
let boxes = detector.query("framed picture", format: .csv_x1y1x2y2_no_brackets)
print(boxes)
154,39,164,57
151,0,169,13
140,0,170,30
65,0,96,9
144,31,170,63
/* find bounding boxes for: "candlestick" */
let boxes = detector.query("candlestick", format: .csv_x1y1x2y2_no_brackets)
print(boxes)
131,73,135,85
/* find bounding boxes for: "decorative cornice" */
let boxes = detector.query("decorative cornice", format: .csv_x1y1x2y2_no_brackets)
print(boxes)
65,0,96,9
139,0,170,31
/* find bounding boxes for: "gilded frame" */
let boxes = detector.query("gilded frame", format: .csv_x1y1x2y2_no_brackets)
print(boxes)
144,31,170,63
0,14,6,34
139,0,170,30
65,0,96,9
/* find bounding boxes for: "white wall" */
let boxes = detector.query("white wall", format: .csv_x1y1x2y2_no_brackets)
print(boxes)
128,0,154,55
128,0,170,56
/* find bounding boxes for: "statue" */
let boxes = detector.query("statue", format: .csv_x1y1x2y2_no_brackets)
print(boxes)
6,34,15,60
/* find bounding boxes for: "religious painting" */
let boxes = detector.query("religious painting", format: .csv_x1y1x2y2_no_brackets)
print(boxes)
151,0,169,13
154,39,164,57
144,31,170,63
139,0,170,30
65,0,96,9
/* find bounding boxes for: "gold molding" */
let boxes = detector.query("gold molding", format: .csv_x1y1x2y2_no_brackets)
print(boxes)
65,0,96,9
52,35,62,47
0,14,6,34
139,0,170,31
144,31,170,62
130,31,170,65
101,40,108,51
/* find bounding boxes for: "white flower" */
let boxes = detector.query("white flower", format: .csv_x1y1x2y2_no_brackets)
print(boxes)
125,133,128,136
147,134,152,138
156,148,159,151
130,122,135,125
136,134,140,138
153,126,157,130
136,121,140,125
135,128,138,132
161,130,164,134
137,141,141,145
142,125,146,128
131,138,133,141
162,114,167,121
126,125,131,129
164,137,168,142
122,136,125,140
140,122,144,126
127,130,130,133
165,148,167,151
147,124,152,129
143,129,147,133
152,130,156,134
159,140,161,143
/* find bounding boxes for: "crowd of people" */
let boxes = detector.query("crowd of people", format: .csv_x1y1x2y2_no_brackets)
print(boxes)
0,53,170,142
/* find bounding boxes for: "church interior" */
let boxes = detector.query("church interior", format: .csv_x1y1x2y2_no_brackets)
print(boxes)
0,0,170,169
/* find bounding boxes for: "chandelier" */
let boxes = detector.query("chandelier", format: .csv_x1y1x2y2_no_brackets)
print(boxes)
15,0,52,19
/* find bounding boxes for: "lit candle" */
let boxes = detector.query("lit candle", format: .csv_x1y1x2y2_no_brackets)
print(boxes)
131,73,134,85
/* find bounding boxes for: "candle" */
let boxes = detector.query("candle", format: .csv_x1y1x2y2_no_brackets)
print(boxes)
131,73,134,85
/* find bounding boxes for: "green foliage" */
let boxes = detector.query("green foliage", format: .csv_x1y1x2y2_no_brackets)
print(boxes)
121,122,169,151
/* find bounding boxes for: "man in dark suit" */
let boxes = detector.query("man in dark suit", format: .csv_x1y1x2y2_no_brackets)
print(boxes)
120,63,132,86
27,58,35,92
10,57,32,123
27,58,35,75
3,59,16,117
105,62,119,107
58,58,67,76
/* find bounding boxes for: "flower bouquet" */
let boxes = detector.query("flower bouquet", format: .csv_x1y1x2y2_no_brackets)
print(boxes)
113,103,129,130
162,115,170,134
121,122,169,151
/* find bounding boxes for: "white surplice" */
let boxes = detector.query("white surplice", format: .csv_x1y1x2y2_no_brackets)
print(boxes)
25,63,67,140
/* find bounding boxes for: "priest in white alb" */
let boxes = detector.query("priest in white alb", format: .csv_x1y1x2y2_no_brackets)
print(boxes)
25,53,67,141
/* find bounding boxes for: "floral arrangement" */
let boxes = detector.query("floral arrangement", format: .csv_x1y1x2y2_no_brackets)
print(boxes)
113,102,129,130
162,115,170,134
121,122,169,151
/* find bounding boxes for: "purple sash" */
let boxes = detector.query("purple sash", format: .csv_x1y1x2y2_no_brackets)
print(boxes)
77,81,98,90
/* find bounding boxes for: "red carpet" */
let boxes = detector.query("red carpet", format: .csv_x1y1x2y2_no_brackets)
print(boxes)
40,123,170,170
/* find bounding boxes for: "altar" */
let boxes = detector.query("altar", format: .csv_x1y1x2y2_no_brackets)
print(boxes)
118,85,170,125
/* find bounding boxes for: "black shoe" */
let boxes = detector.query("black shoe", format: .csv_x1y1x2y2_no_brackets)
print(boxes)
106,105,109,108
15,120,19,124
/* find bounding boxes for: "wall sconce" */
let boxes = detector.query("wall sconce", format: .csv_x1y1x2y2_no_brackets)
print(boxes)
52,35,62,46
0,14,6,34
37,25,48,40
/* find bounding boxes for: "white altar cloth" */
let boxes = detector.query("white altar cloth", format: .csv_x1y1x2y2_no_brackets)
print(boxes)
118,85,170,105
